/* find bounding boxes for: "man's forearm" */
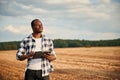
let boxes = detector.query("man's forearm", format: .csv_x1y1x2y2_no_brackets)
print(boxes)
19,52,35,61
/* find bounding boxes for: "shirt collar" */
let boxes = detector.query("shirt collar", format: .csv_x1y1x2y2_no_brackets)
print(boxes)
28,34,46,39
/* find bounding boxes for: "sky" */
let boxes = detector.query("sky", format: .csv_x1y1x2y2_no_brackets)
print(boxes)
0,0,120,42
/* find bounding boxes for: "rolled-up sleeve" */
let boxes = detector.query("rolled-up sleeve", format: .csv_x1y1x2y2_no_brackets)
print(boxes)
49,40,56,57
16,41,26,60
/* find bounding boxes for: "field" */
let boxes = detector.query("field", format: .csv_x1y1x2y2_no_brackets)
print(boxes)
0,47,120,80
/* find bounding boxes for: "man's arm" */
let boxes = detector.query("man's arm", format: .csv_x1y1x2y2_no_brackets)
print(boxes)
18,54,28,61
44,39,56,61
19,52,35,61
16,40,35,61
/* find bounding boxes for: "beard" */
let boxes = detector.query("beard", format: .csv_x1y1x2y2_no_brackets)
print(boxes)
34,30,43,34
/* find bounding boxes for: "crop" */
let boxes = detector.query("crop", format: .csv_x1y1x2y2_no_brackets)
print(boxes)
0,47,120,80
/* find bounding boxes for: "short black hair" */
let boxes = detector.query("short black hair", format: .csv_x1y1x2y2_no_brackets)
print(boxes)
31,19,40,28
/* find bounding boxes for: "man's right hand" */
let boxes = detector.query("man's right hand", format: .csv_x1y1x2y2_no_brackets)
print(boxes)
19,52,35,61
27,52,35,58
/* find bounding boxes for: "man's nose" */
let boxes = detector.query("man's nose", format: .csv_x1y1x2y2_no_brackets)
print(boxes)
39,25,43,28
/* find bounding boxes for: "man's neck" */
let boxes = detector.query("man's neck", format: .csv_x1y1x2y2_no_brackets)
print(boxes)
32,33,42,38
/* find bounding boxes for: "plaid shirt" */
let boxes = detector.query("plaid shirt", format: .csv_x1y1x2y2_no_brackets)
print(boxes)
16,34,56,77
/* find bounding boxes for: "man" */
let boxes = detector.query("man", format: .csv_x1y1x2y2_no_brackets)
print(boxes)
16,19,56,80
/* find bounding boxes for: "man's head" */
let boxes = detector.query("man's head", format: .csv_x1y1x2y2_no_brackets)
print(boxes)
31,19,43,34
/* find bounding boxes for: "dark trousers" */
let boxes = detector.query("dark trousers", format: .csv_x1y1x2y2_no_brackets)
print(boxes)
25,69,49,80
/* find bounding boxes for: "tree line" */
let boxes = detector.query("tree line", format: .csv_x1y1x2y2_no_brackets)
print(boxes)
53,39,120,48
0,39,120,50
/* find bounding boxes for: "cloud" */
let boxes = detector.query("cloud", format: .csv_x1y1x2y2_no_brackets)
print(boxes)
93,32,120,40
32,8,48,14
79,31,120,40
44,0,90,4
66,5,110,20
0,0,117,21
101,0,111,4
40,0,112,22
44,26,120,40
0,0,120,41
18,2,48,14
0,0,27,16
4,25,32,34
0,0,48,17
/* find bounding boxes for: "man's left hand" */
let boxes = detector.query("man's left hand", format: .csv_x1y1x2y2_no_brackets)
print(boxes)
44,54,56,61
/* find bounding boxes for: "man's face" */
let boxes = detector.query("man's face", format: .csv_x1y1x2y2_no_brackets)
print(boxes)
32,20,43,33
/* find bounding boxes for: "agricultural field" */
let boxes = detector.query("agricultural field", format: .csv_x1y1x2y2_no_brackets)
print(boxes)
0,47,120,80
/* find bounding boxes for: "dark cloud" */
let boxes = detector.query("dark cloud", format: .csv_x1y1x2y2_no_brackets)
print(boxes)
111,0,120,3
0,0,35,17
16,0,67,11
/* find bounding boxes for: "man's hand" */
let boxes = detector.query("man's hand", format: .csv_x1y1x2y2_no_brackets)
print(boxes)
19,52,35,61
44,54,56,61
27,52,35,58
